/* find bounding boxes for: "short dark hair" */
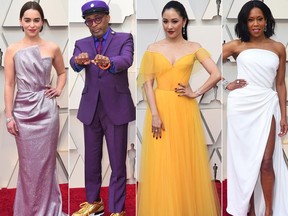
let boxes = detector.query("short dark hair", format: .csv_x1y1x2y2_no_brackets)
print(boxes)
161,1,189,40
235,0,275,42
20,1,45,32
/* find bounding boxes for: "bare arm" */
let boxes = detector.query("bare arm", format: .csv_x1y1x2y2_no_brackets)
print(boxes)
222,40,237,62
144,79,165,139
4,46,18,135
176,57,221,98
275,43,287,136
45,45,66,98
196,57,221,95
4,47,15,118
222,40,247,90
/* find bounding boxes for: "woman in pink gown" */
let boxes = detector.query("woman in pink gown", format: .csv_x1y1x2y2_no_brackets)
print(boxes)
4,2,67,215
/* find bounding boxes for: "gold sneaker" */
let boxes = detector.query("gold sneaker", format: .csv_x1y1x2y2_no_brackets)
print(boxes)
72,199,104,216
110,211,126,216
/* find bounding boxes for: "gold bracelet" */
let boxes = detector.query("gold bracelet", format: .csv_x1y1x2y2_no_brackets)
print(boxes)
98,62,111,70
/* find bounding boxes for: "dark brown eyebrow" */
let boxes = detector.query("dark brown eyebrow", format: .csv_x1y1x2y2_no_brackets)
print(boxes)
23,17,41,20
162,18,179,21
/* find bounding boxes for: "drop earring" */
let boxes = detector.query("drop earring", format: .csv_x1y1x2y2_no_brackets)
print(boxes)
182,26,185,35
264,24,267,32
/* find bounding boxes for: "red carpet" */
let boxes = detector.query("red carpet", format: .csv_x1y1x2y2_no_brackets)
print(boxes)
213,180,230,216
1,182,227,215
0,184,68,216
222,179,232,216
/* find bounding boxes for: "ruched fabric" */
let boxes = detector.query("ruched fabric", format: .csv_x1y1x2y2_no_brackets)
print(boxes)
13,46,66,216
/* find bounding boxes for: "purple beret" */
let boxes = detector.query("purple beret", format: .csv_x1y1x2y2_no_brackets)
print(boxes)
81,1,109,18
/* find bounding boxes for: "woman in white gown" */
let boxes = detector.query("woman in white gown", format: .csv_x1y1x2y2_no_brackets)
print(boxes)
223,1,288,216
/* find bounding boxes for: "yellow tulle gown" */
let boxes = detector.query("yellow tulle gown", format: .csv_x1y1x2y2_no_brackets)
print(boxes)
137,48,220,216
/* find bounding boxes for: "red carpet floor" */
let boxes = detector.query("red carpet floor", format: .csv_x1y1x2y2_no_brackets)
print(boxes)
0,184,68,216
222,179,232,216
1,182,228,216
0,184,135,216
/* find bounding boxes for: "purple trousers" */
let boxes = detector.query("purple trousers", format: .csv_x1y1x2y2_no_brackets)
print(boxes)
83,98,128,212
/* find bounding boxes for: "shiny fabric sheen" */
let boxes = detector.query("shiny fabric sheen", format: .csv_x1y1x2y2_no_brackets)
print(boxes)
12,46,66,216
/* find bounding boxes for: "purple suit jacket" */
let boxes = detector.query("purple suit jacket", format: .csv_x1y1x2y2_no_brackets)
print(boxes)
70,30,135,125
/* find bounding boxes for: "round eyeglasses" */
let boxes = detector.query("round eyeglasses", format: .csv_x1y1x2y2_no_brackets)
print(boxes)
84,16,104,27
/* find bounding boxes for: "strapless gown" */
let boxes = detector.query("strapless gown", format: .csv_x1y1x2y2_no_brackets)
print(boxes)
227,49,288,216
137,48,220,216
12,45,66,216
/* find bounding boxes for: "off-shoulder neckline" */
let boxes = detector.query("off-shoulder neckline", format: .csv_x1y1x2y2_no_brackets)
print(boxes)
145,47,205,66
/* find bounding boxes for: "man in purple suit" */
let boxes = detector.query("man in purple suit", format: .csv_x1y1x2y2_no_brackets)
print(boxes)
70,1,135,216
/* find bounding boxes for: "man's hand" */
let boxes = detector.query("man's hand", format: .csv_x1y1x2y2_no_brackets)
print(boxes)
74,52,91,65
92,54,110,68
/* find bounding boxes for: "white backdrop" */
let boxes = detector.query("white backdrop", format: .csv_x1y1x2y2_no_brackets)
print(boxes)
1,0,287,191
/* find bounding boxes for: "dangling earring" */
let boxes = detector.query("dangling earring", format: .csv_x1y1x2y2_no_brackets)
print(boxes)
264,24,267,32
182,26,185,35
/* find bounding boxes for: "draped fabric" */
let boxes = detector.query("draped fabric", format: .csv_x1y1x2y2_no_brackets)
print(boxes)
13,46,66,216
138,48,220,216
227,49,288,216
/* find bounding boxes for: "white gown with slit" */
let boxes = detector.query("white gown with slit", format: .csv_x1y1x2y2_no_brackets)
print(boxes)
226,49,288,216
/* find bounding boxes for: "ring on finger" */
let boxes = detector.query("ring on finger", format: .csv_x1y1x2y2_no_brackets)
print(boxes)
236,80,240,84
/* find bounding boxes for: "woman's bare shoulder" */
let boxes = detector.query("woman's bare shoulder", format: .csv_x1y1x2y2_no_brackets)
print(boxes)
185,41,201,49
6,42,23,56
272,40,285,52
224,39,241,48
266,39,285,56
146,40,166,52
43,40,59,51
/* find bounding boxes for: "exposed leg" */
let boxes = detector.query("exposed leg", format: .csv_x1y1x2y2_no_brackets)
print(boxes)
247,192,255,216
261,117,276,216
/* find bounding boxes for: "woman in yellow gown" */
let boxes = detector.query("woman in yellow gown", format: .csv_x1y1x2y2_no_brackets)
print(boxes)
137,1,221,215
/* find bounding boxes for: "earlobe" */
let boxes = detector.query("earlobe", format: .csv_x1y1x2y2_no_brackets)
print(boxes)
183,18,187,26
